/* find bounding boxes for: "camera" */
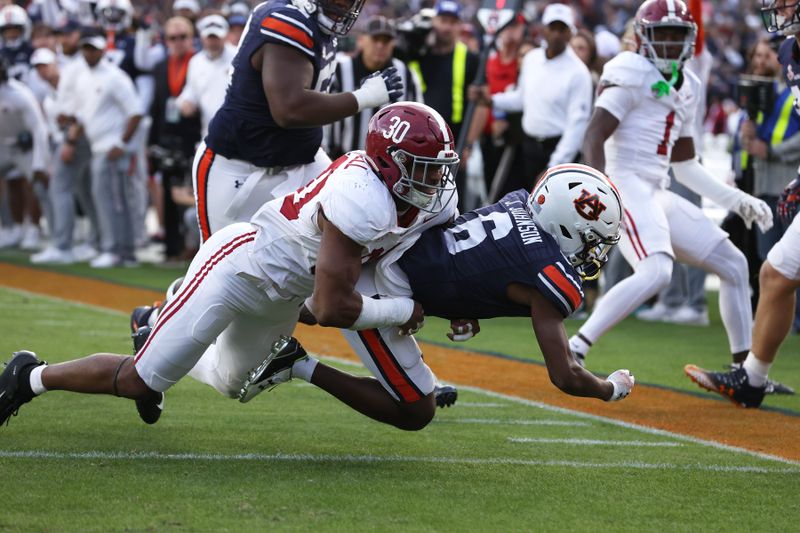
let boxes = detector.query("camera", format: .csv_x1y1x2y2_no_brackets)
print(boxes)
396,8,436,60
149,144,191,178
736,75,775,120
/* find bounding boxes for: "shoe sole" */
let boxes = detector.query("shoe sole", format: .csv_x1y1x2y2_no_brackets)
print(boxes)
684,364,745,408
435,390,458,408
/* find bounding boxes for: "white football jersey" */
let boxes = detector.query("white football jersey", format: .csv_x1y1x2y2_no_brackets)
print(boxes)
595,52,701,187
249,151,457,299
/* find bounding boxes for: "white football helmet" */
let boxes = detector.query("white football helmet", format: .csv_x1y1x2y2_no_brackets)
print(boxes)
527,164,623,280
96,0,133,32
0,5,32,46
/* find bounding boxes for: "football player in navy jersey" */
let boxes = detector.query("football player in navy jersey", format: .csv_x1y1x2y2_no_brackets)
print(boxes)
0,5,33,82
299,164,636,403
194,0,405,242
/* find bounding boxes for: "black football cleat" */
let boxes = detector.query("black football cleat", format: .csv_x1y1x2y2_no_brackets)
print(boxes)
765,378,795,396
0,350,46,426
238,336,308,403
434,384,458,408
684,364,766,408
129,325,163,425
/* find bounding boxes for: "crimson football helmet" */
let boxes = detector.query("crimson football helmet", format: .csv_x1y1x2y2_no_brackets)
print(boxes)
634,0,697,74
527,164,622,280
761,0,800,35
365,102,459,213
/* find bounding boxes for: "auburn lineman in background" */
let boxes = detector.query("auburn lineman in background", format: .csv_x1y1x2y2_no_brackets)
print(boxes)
193,0,405,241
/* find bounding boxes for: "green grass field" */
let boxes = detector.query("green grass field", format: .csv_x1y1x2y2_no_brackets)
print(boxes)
1,279,799,531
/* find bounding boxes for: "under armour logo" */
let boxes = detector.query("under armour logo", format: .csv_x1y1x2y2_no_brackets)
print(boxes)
234,180,243,189
573,189,606,221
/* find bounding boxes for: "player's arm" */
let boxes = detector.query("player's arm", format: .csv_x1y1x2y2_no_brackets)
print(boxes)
509,282,633,401
581,106,619,173
311,211,424,333
258,44,401,128
671,136,773,232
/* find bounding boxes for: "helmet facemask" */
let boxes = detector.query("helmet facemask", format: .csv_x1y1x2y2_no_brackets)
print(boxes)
98,7,130,31
568,227,620,280
316,0,366,35
390,148,459,213
636,21,696,74
761,0,800,34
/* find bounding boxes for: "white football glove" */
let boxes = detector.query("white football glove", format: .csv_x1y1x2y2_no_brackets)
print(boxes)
352,66,404,112
734,193,774,233
447,319,480,342
606,369,635,401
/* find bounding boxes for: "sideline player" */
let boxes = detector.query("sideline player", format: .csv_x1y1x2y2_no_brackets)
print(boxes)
0,103,460,432
683,0,800,407
567,0,773,373
293,164,636,405
194,0,405,242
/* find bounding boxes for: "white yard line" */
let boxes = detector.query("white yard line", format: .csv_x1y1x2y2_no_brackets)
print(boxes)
436,418,590,426
508,438,682,447
0,450,796,474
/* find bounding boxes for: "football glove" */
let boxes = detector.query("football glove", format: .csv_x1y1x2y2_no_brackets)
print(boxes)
606,369,635,401
778,176,800,225
447,319,480,342
352,66,404,112
734,193,774,233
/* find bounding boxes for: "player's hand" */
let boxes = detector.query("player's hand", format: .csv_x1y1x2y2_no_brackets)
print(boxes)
735,193,774,233
606,369,635,401
60,143,75,163
107,146,125,161
32,170,49,185
447,319,480,341
399,301,425,336
778,176,800,224
352,66,404,112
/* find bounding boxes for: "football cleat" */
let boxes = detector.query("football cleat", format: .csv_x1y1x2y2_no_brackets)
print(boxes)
684,364,766,408
238,336,308,403
0,350,46,426
128,325,164,424
724,363,794,396
434,384,458,408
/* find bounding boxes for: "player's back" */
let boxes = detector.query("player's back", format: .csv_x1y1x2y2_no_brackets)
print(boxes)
399,190,584,319
205,0,338,169
599,52,699,186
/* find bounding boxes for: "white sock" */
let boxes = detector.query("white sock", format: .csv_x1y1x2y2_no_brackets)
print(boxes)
29,365,48,396
742,352,771,388
569,334,592,357
292,356,318,382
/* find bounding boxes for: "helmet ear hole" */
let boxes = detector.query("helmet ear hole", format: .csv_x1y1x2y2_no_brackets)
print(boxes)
560,225,572,240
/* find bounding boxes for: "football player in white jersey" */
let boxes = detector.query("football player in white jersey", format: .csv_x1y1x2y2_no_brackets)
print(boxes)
0,103,461,432
683,0,800,407
568,0,774,371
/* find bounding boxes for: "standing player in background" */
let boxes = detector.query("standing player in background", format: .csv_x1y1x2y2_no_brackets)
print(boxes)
684,0,800,407
567,0,774,375
194,0,405,242
0,4,33,82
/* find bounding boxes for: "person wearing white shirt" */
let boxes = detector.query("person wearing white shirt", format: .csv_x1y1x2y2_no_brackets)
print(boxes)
490,4,592,186
177,14,236,137
0,57,51,250
62,29,143,268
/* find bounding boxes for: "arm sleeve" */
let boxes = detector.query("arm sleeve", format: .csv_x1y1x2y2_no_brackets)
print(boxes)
594,84,637,122
672,157,743,210
112,70,145,119
534,262,584,317
548,67,594,166
259,6,317,59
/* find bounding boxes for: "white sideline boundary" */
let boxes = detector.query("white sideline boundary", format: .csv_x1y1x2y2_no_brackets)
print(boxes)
0,450,797,474
508,438,682,447
2,288,799,467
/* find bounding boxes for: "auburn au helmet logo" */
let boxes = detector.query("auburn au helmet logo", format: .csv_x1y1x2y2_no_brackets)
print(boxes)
573,189,606,221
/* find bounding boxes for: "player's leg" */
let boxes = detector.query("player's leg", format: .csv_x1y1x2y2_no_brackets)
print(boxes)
569,179,674,360
666,192,751,360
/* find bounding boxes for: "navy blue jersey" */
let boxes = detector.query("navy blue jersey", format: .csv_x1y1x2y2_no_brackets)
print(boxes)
205,0,337,168
398,190,584,319
0,41,32,81
779,37,800,116
106,33,148,82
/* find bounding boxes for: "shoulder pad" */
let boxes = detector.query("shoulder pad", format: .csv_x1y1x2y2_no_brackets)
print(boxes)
600,52,652,88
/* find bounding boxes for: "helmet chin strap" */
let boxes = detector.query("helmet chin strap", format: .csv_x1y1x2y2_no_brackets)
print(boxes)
651,61,679,98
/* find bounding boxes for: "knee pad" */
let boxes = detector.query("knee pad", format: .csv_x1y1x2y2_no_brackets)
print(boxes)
636,253,673,291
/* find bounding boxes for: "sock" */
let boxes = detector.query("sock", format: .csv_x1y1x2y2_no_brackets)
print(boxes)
292,356,318,382
28,365,48,396
569,333,592,357
742,352,771,388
